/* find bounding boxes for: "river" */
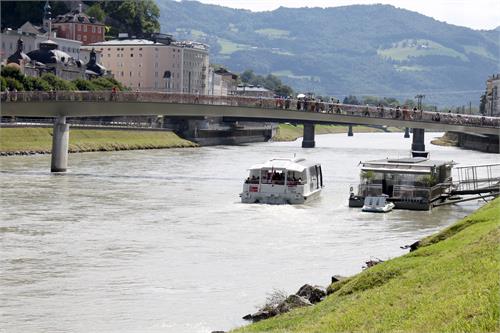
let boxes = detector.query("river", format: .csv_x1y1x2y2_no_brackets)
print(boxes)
1,132,497,333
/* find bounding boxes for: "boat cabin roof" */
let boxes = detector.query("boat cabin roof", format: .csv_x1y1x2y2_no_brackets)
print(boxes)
361,157,453,174
249,158,319,172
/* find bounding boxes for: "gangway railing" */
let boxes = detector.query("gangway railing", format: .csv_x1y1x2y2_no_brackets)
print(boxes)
453,163,500,193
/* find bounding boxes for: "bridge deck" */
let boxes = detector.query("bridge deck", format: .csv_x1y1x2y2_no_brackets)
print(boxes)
2,91,499,135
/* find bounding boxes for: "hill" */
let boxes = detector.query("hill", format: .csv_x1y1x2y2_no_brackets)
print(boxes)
157,1,500,107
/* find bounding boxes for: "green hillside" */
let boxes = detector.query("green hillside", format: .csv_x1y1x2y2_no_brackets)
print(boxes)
158,1,500,107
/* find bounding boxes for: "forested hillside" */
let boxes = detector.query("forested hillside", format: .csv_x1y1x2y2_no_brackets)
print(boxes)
158,0,500,106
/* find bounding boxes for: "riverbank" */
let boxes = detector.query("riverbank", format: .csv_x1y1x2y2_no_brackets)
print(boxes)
431,132,459,147
232,198,500,333
0,127,197,155
272,124,400,141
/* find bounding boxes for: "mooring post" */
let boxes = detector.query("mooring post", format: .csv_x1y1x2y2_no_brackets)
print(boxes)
51,116,69,172
302,123,315,148
411,128,428,158
404,127,410,138
348,125,353,137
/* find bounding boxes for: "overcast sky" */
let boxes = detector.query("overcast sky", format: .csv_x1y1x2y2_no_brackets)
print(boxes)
193,0,500,30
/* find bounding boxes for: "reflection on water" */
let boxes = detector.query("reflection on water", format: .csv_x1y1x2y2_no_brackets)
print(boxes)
1,132,497,333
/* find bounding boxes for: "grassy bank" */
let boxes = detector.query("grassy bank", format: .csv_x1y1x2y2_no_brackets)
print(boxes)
273,124,401,141
233,198,500,333
431,132,459,147
0,127,197,153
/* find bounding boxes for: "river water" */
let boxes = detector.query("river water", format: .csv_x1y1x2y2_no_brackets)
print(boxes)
1,132,497,333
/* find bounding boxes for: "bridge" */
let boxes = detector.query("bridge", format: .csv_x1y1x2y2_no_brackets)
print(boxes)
2,91,499,172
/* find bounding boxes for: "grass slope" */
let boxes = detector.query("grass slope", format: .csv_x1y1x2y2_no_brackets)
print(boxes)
0,127,197,153
233,198,500,333
272,124,399,142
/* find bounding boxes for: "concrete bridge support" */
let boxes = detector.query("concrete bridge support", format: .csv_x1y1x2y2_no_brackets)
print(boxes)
51,116,69,172
302,123,315,148
348,125,353,137
411,128,428,158
404,127,410,138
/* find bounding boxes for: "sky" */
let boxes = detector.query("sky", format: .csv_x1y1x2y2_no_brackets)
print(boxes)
193,0,500,30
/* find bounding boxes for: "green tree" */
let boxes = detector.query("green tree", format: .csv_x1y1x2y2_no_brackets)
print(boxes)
85,3,106,23
0,76,6,91
23,76,52,91
101,0,160,37
479,94,486,115
72,78,97,91
41,73,76,90
343,95,360,105
5,77,24,91
1,66,24,82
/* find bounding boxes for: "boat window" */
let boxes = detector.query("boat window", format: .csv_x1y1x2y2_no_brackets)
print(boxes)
286,170,306,185
309,166,318,190
261,169,285,185
245,170,260,184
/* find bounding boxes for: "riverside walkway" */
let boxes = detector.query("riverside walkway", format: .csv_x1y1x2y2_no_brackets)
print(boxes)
2,91,499,172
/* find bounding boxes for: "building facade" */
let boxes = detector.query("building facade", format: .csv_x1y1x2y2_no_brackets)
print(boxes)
484,74,499,117
236,84,274,98
1,27,82,63
51,5,105,45
87,36,209,93
207,67,238,96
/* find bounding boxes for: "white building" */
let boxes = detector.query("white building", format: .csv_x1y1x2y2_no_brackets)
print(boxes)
87,35,209,93
1,25,83,64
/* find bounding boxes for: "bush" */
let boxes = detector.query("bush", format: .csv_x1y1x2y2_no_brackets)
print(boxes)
41,73,76,91
1,66,24,82
72,78,98,91
102,77,126,91
91,77,115,90
5,77,24,91
23,76,52,91
0,76,6,91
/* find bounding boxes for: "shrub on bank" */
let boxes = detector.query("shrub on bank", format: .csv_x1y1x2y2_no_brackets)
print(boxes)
23,76,52,91
0,66,126,92
41,73,76,91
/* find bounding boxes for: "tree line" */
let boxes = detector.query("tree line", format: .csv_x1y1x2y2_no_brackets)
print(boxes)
0,0,160,38
1,67,125,92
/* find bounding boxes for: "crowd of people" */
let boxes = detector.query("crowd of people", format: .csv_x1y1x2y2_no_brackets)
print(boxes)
3,90,499,128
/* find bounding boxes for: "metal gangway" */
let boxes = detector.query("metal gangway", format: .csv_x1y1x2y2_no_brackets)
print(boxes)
454,163,500,194
435,163,500,206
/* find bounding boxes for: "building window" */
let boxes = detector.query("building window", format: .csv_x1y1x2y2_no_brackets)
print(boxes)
77,24,81,32
130,54,133,57
155,72,158,78
83,35,87,42
77,34,81,40
97,27,101,34
92,26,96,33
121,71,124,77
130,71,132,77
155,63,158,68
83,25,87,32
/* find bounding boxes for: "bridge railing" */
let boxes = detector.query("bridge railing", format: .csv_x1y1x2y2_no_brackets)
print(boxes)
2,90,499,129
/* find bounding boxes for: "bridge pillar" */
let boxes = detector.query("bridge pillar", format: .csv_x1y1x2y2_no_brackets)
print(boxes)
302,123,315,148
347,125,353,137
411,128,428,158
51,116,69,173
404,127,410,138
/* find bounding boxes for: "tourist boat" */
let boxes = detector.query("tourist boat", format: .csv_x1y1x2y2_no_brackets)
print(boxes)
240,158,323,204
362,195,395,213
349,157,454,210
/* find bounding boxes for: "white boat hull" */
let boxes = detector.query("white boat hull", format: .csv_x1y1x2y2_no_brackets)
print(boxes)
240,188,321,205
